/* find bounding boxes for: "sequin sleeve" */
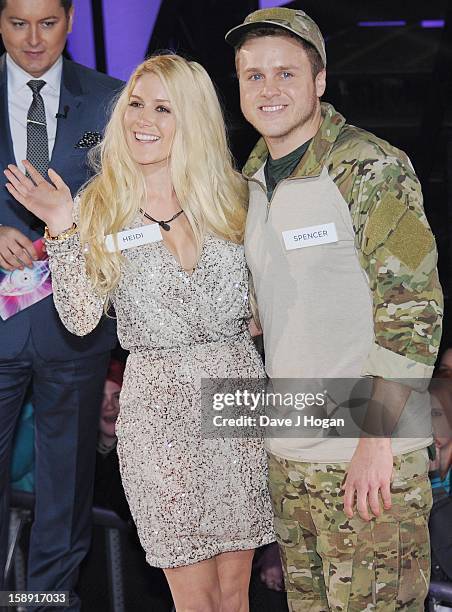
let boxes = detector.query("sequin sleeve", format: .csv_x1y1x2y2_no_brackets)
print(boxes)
45,231,106,336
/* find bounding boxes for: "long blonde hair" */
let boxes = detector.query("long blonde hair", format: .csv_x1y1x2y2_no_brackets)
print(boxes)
78,54,247,295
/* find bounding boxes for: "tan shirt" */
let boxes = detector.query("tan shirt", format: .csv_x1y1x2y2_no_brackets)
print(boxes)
245,164,432,462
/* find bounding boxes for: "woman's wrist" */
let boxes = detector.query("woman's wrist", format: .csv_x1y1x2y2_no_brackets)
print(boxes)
44,222,78,241
46,214,75,238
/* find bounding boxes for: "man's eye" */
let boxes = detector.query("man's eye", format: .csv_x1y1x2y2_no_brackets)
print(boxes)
249,74,263,81
281,71,293,79
12,21,26,28
42,21,57,28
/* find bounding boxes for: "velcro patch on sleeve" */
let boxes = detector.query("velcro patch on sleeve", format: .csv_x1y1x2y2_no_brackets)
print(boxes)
385,210,434,270
362,193,406,255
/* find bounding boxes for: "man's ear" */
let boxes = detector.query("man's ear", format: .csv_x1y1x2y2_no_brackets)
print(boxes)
315,68,326,98
67,5,75,34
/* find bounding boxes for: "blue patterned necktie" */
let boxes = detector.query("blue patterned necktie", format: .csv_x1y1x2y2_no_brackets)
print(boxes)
26,79,49,178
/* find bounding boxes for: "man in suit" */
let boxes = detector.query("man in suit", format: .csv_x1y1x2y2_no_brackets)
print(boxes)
0,1,122,608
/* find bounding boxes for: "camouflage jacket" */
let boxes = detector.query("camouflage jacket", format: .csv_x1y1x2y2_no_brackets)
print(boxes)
243,103,443,381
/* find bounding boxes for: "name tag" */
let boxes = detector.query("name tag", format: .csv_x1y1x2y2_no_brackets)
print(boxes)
105,224,163,253
282,222,338,251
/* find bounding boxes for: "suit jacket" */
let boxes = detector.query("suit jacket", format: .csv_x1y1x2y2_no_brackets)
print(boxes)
0,55,122,360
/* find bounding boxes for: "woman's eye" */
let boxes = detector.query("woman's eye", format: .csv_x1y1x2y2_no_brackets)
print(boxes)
156,105,170,113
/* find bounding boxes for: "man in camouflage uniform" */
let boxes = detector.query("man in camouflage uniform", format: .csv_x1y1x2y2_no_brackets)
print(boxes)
226,8,443,611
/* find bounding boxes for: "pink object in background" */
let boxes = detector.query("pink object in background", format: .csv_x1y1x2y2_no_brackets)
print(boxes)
0,238,52,320
259,0,288,9
66,0,96,69
101,0,163,80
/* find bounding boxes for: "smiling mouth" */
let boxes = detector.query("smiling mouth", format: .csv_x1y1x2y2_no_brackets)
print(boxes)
259,105,287,113
134,132,160,142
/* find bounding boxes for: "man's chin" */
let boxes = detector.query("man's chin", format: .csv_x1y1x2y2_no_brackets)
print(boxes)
259,129,293,143
20,55,49,76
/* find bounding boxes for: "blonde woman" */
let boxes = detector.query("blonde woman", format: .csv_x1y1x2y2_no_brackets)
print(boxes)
5,54,274,611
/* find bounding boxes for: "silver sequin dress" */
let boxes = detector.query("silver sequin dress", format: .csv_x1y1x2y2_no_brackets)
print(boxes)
46,215,275,568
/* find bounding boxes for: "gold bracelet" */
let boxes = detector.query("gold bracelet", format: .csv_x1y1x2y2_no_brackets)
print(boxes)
44,223,78,241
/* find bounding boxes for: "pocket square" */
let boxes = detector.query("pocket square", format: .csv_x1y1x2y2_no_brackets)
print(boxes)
75,131,102,148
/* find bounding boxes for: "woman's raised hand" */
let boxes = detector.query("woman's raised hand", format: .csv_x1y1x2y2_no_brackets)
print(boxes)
4,161,74,235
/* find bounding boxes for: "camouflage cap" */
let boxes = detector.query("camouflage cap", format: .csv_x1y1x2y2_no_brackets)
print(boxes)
225,7,326,67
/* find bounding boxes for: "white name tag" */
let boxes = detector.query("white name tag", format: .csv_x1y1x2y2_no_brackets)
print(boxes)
105,224,163,253
282,222,338,251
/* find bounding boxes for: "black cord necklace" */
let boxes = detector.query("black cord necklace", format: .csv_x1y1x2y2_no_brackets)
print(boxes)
140,208,185,231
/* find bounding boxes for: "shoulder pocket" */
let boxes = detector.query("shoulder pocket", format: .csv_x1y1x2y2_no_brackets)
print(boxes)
362,193,434,271
362,193,407,256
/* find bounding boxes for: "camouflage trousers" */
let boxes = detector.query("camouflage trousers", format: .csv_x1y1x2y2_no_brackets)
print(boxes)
267,449,432,612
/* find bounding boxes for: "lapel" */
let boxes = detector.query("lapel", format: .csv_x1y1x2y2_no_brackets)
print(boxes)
50,58,85,172
0,54,17,173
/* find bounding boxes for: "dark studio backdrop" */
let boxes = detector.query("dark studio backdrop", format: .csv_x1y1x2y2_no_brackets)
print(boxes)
1,0,451,337
1,3,452,610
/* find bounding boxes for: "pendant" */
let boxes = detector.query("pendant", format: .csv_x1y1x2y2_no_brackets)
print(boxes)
160,222,171,231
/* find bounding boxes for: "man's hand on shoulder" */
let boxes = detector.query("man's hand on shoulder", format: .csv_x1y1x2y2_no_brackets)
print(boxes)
343,437,393,522
0,225,37,271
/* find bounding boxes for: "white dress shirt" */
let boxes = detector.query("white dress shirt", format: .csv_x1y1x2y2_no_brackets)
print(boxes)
6,54,62,172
